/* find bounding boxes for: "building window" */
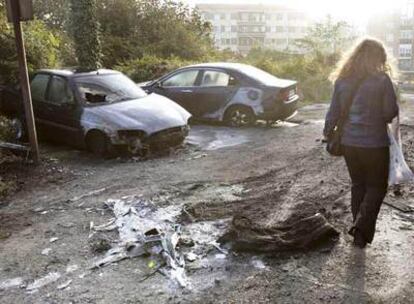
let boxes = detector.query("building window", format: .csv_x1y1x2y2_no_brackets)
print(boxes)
220,13,226,20
221,25,226,32
386,34,394,43
276,26,284,32
231,38,237,45
265,26,271,32
231,25,237,32
288,27,296,33
276,13,284,20
400,44,412,57
231,13,238,20
401,30,413,39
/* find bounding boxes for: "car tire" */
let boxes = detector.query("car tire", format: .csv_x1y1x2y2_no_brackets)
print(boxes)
224,105,255,127
86,131,114,158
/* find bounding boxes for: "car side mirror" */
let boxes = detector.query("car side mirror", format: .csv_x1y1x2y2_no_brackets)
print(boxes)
155,81,163,89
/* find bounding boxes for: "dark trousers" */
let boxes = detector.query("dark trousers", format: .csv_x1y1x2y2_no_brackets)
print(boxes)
343,145,389,243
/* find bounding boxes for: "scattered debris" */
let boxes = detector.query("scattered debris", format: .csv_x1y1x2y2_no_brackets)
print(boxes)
57,280,72,290
250,257,267,270
91,218,117,232
185,252,198,262
89,235,112,253
41,248,52,256
384,200,414,213
49,237,59,243
0,277,24,291
26,272,61,292
91,198,189,288
221,213,339,252
69,187,107,203
66,265,79,273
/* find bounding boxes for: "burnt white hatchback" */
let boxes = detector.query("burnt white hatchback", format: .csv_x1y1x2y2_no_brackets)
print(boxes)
0,69,191,156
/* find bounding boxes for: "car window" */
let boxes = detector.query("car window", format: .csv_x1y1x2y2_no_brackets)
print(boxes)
48,76,74,105
200,71,231,87
162,70,199,87
74,73,147,105
31,74,50,101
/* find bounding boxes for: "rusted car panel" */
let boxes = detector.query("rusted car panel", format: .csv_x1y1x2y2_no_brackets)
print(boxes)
142,63,299,126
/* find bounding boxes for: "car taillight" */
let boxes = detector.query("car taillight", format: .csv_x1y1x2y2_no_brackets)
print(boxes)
277,87,296,102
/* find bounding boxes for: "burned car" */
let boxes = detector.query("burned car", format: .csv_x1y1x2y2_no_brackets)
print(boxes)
0,69,191,156
141,63,299,127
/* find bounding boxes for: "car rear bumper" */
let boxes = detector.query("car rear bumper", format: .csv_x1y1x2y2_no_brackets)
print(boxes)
259,96,299,121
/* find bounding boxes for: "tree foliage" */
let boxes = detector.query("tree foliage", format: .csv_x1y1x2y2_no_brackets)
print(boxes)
69,0,102,70
296,16,356,57
0,2,61,84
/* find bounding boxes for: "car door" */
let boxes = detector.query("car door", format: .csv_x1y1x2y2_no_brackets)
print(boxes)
152,69,201,115
30,73,51,135
39,75,82,145
189,69,239,117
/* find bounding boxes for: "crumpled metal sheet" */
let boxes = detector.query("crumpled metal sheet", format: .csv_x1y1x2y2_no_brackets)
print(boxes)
91,198,189,288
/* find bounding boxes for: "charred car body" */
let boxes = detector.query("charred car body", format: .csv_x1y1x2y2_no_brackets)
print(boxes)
141,63,299,127
0,69,191,156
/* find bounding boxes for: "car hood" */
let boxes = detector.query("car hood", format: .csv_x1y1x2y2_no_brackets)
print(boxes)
81,93,191,135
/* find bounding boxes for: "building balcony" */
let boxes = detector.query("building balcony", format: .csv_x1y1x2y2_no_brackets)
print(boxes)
400,39,413,44
237,20,266,26
237,32,266,37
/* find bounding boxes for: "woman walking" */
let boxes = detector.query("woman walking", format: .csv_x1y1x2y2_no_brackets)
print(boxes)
324,39,399,248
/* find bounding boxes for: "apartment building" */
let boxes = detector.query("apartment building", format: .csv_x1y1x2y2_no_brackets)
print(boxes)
367,1,414,72
196,3,311,54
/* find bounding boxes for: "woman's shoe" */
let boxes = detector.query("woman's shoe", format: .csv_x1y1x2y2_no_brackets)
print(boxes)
353,230,367,249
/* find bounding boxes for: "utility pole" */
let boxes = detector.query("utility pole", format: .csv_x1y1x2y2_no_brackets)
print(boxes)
6,0,40,164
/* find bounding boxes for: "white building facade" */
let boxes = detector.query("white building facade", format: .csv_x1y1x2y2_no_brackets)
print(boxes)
196,4,311,54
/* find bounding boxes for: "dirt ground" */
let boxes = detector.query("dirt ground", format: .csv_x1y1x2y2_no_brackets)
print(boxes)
1,99,414,304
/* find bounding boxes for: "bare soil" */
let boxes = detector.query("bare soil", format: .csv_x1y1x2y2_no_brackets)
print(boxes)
1,100,414,304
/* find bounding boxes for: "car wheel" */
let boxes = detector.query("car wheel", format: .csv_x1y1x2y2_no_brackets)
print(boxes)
10,117,27,142
86,131,113,158
225,106,255,127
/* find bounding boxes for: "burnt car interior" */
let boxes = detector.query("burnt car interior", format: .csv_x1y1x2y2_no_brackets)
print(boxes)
75,74,148,105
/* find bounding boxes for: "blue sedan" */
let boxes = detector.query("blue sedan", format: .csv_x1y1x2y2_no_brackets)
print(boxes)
141,63,299,127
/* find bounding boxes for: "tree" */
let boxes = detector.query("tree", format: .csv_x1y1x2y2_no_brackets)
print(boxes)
33,0,69,31
0,2,61,84
96,0,214,67
69,0,102,70
296,16,357,57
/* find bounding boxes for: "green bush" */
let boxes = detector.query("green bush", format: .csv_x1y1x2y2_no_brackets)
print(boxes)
244,49,335,102
117,51,334,103
116,55,195,83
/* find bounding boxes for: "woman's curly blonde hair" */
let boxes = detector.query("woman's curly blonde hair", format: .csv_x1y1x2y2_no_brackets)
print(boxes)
330,38,393,83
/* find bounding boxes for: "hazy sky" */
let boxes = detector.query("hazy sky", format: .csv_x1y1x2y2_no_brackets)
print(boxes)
187,0,407,27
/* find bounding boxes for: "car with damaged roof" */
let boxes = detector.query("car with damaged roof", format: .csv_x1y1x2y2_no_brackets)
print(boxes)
0,69,191,156
140,63,299,127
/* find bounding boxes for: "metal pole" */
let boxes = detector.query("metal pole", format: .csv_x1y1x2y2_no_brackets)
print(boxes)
10,0,40,164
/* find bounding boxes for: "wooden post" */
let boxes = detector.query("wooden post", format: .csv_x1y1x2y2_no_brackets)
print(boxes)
9,0,40,164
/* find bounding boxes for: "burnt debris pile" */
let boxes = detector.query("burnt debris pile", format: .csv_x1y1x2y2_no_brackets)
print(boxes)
183,148,348,253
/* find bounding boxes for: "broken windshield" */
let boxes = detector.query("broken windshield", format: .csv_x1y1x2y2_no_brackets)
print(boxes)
74,73,147,105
